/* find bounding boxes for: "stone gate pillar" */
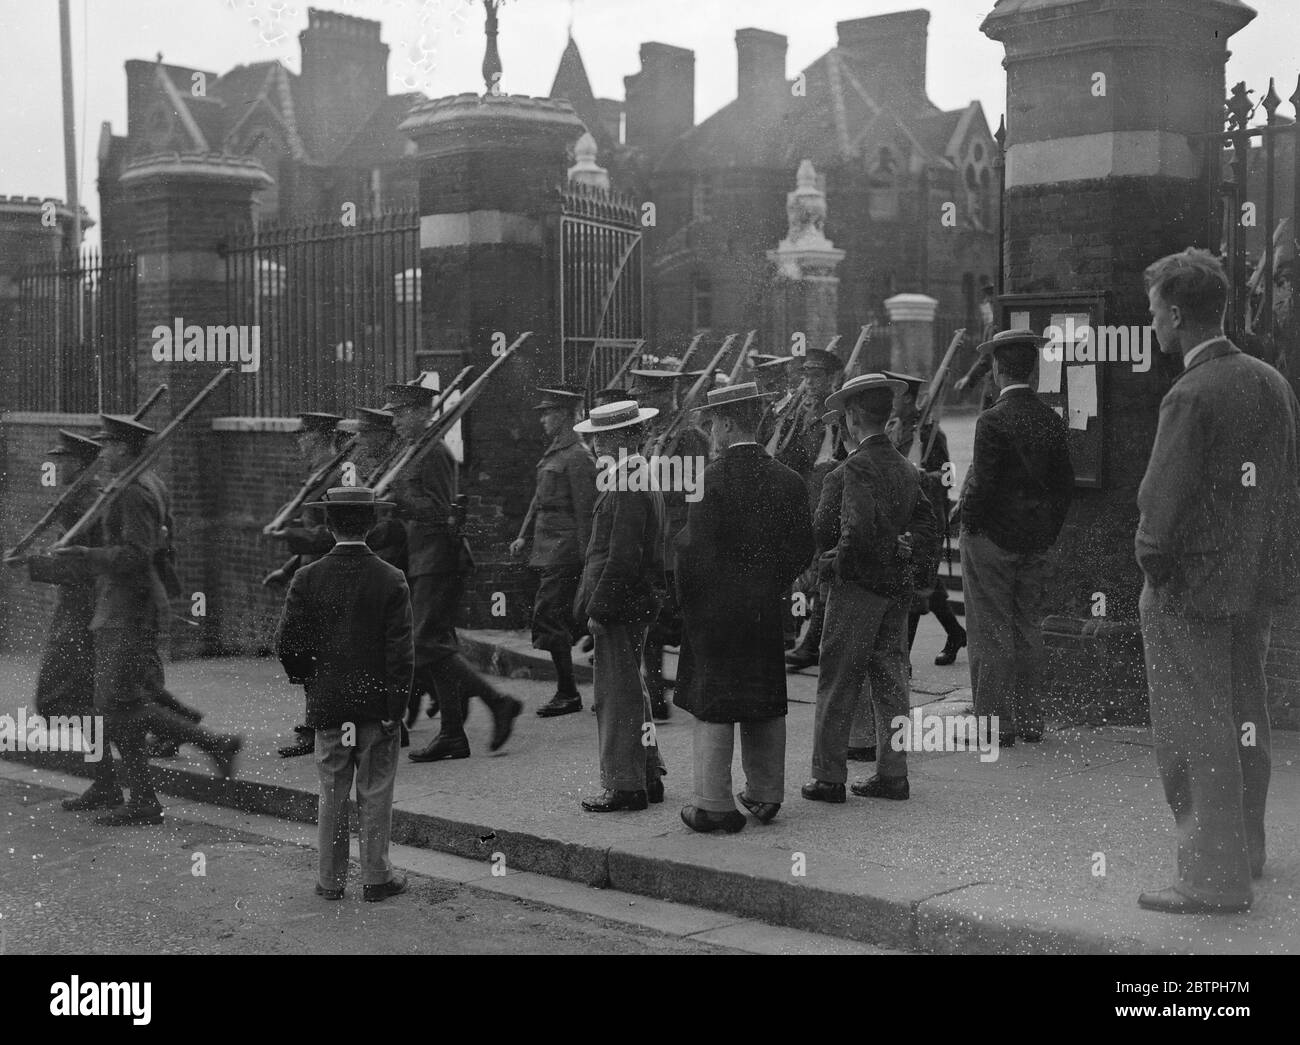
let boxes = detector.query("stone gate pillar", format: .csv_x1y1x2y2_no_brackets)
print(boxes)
981,0,1257,721
884,293,939,375
116,153,271,656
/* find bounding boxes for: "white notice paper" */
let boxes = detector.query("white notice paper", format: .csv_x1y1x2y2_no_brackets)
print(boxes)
1038,354,1062,394
1067,364,1098,418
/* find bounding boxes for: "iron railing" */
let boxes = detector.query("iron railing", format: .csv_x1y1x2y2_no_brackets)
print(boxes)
221,208,420,416
5,247,137,413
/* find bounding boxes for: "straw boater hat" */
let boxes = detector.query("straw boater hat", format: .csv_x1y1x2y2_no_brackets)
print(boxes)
572,400,658,435
882,371,925,397
46,429,102,461
825,372,907,412
692,381,777,415
93,414,154,447
305,486,393,511
976,328,1049,358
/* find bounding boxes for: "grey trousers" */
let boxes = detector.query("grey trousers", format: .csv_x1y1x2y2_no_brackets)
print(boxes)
1139,583,1270,905
593,622,666,791
692,716,785,812
315,720,400,890
815,579,875,747
960,531,1047,736
812,579,910,783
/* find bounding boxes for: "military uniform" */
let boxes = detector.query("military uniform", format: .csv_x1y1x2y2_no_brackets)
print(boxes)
60,415,240,824
384,383,521,762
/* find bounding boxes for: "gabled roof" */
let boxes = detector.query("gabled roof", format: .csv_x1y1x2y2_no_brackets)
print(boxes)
215,62,310,162
548,33,617,156
332,92,425,168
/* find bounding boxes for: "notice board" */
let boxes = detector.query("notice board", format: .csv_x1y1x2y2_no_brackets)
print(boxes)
999,291,1106,488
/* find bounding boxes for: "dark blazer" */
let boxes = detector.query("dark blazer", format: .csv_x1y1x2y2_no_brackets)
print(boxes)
834,434,937,598
574,453,665,626
674,444,813,722
642,423,710,572
961,386,1074,553
277,543,414,729
524,427,597,568
1137,339,1300,617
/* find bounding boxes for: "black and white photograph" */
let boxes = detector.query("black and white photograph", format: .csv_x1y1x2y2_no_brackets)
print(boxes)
0,0,1297,993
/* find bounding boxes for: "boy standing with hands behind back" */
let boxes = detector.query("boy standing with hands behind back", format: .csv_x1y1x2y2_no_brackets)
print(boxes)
277,487,414,902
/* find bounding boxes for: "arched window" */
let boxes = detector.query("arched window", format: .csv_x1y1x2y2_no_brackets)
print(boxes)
966,164,981,225
980,168,993,231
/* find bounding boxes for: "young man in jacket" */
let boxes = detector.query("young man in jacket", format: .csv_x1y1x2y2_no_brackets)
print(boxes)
803,375,936,804
1135,248,1300,914
675,384,812,831
277,486,415,902
573,400,668,812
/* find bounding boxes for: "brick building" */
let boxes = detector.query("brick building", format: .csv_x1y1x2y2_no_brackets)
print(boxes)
550,9,999,364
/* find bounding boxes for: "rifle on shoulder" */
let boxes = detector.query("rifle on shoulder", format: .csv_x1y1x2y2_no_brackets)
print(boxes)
4,383,168,565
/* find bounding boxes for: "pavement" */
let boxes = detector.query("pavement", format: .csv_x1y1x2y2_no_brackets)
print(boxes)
3,611,1297,955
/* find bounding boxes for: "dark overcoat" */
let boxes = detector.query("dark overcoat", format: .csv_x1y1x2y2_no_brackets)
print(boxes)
673,444,813,722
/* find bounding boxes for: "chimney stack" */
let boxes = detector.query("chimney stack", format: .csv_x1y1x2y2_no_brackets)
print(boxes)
836,9,930,107
623,42,694,152
736,28,787,106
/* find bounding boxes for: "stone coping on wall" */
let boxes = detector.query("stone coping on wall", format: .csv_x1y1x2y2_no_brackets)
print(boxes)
1,412,101,426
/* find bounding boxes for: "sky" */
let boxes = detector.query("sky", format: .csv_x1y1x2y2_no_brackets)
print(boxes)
0,0,1295,248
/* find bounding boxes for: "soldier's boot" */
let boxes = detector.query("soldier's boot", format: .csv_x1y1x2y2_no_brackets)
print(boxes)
146,706,243,779
62,748,123,811
410,658,473,762
97,720,163,826
537,648,582,717
785,594,824,671
154,688,203,724
644,642,671,720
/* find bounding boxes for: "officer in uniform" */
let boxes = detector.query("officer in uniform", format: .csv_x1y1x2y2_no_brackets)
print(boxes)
628,363,711,720
383,383,523,763
511,386,597,717
268,411,344,757
351,407,410,573
56,415,242,825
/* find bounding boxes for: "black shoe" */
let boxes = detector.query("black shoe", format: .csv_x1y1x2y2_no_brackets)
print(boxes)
96,803,164,827
409,733,471,762
212,736,242,779
363,874,409,903
278,736,314,758
315,883,344,901
651,696,671,720
293,723,313,736
800,780,846,803
680,805,746,833
647,775,665,804
737,792,780,824
934,628,967,666
536,692,583,717
846,746,877,762
490,696,523,752
147,737,181,759
581,789,648,812
785,648,819,672
1137,886,1250,915
850,774,909,800
61,786,123,812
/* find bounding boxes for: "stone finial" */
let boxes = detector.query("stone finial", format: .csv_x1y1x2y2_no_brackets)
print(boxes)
767,159,844,279
483,0,503,95
567,131,609,190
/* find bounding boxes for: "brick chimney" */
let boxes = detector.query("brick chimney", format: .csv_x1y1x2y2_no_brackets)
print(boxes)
736,28,787,106
297,7,388,160
837,9,929,107
623,42,694,152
